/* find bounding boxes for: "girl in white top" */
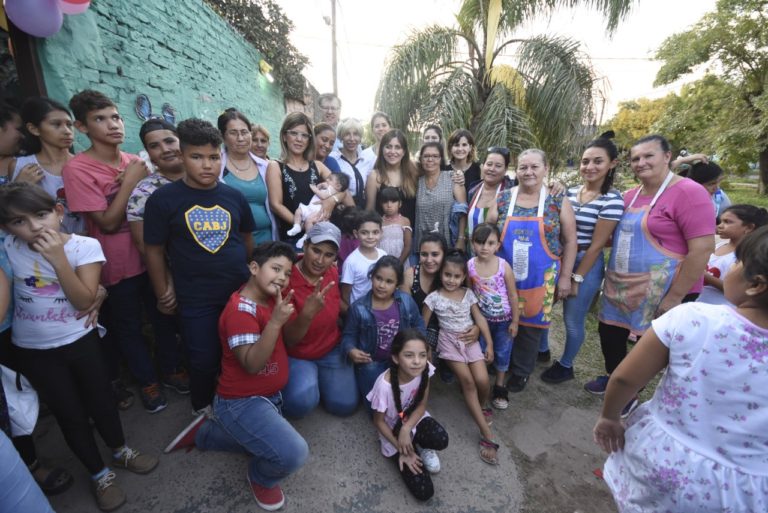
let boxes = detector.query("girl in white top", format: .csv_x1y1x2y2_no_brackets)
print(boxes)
11,97,84,234
0,182,157,511
422,249,498,464
367,329,448,501
594,225,768,513
697,204,768,306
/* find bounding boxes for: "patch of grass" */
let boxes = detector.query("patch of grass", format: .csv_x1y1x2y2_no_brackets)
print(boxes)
723,185,768,208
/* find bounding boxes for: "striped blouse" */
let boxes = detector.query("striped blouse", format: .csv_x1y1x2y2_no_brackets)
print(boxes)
567,186,624,247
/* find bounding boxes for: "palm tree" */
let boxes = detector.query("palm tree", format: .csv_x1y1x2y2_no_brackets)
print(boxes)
376,0,634,165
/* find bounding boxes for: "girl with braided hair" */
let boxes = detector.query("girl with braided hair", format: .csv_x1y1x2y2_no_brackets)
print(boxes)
366,329,448,501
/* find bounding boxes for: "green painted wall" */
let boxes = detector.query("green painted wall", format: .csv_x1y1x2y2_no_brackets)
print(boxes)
36,0,285,155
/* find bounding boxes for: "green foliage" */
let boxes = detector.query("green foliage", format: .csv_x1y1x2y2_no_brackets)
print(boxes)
654,0,768,192
602,97,674,149
205,0,309,100
376,0,634,167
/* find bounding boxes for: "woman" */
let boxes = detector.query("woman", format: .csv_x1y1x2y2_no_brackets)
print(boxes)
586,135,715,403
364,129,418,225
313,122,341,173
422,125,443,146
539,137,624,384
219,109,277,243
414,142,467,251
361,112,392,163
281,222,358,418
331,118,376,208
249,123,270,160
466,147,515,243
674,155,730,221
266,113,350,247
447,129,482,199
496,149,577,393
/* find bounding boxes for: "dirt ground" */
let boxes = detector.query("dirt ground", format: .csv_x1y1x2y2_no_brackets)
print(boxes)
39,306,618,513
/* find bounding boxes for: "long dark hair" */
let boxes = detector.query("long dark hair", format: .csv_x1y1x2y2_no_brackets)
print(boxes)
585,131,619,195
20,97,72,155
389,329,430,437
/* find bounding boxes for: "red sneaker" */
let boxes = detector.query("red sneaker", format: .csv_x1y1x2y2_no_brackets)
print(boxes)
163,414,206,453
247,472,285,511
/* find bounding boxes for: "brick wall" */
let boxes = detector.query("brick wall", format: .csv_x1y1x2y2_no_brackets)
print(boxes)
36,0,286,155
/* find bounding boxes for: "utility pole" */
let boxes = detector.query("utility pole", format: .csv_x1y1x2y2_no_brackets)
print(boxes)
331,0,338,95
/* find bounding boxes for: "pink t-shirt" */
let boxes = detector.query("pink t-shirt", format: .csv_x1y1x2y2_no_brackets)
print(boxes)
62,152,144,286
366,363,435,457
623,178,715,293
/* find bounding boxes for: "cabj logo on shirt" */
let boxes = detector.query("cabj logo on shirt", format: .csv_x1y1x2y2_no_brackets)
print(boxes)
185,205,232,253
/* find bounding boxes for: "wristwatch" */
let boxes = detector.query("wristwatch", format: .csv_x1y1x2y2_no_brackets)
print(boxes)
571,273,584,283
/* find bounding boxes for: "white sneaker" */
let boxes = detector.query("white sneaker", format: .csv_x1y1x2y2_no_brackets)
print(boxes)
417,447,440,474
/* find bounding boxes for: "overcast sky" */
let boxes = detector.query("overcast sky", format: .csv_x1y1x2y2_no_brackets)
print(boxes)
275,0,717,122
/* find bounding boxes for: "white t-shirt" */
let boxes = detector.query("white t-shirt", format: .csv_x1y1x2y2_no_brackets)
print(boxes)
5,234,105,349
366,362,435,457
341,247,385,304
697,241,736,306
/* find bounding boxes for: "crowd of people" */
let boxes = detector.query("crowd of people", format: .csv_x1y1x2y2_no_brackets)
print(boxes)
0,89,766,513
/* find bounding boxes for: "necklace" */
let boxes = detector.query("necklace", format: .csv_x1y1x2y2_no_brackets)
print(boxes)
297,260,322,286
577,187,600,211
229,157,252,172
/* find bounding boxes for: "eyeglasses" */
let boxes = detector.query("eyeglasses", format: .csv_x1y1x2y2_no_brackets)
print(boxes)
252,137,269,144
320,106,340,112
421,154,441,161
286,130,312,140
226,129,251,138
487,146,510,157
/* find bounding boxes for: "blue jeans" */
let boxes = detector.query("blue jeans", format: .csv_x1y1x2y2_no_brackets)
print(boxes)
540,251,605,368
478,320,513,372
179,303,225,411
355,360,389,410
0,431,54,513
103,272,182,386
196,394,308,488
281,345,358,418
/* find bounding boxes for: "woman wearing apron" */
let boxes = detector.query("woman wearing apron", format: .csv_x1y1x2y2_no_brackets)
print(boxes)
586,135,715,413
496,149,577,393
465,147,515,255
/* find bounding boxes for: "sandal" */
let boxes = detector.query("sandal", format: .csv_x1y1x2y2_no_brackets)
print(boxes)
482,407,493,426
30,463,73,496
479,438,500,465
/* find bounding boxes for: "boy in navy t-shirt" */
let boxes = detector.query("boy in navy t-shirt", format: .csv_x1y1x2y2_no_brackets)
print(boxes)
144,118,255,413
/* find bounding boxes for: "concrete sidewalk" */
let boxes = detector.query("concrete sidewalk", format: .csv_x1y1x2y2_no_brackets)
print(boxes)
42,379,524,513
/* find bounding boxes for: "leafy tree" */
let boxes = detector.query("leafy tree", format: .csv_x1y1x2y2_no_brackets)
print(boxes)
655,0,768,192
603,96,675,149
205,0,309,100
375,0,634,166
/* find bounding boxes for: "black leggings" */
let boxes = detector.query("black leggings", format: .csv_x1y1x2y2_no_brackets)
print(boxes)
391,417,449,501
15,330,125,474
598,293,699,374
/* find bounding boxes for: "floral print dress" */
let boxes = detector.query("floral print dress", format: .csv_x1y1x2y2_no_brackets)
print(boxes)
604,303,768,513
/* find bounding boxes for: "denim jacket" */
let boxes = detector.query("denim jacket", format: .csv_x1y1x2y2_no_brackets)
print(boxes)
341,290,425,359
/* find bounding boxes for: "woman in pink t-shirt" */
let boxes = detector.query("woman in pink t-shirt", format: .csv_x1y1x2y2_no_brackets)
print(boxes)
585,135,715,408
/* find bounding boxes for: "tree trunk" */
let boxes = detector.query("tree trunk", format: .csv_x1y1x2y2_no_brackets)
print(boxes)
760,147,768,195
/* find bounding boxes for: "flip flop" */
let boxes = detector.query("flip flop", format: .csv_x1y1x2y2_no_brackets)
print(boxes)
33,466,74,496
479,438,499,466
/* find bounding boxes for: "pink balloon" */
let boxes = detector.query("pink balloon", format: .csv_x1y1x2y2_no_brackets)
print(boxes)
58,0,90,15
4,0,63,38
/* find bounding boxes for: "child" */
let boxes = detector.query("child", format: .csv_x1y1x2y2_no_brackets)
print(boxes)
366,329,449,501
0,102,22,183
594,225,768,513
378,186,412,265
330,205,361,270
143,118,256,415
287,172,350,247
341,210,385,312
697,204,768,305
342,256,425,403
11,97,84,234
468,223,519,410
422,249,498,464
0,182,158,512
62,89,179,414
164,241,308,512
